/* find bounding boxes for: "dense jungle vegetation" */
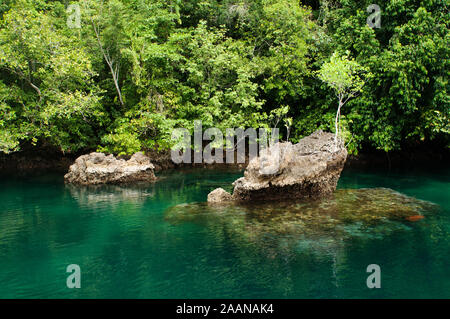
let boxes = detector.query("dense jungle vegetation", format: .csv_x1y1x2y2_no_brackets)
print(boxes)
0,0,448,156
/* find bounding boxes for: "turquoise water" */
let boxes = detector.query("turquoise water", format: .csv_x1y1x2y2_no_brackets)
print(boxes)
0,166,448,299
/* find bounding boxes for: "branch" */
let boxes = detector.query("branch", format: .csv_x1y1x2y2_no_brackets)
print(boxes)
342,90,360,106
5,66,42,102
90,16,124,108
28,80,42,102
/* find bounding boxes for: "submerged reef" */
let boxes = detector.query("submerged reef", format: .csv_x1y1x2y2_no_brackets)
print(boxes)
166,188,438,247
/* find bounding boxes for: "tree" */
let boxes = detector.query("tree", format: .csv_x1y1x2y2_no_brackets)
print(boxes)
81,0,129,108
0,0,447,156
0,0,105,153
321,0,449,152
318,51,370,145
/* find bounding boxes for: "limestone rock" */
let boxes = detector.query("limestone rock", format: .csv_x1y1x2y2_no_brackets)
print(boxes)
232,130,347,201
64,152,156,185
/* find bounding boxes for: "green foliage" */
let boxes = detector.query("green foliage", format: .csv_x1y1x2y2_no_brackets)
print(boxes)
254,0,313,104
318,51,368,98
0,0,448,155
0,0,107,153
318,51,370,145
172,21,265,129
322,0,449,151
0,81,22,153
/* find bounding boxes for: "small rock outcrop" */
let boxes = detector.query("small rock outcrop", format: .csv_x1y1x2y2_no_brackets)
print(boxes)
207,188,233,203
64,152,156,185
207,130,347,202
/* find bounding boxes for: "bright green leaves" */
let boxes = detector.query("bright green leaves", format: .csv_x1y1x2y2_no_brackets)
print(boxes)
0,0,447,156
318,51,369,98
320,0,449,152
0,81,21,153
254,0,313,103
99,108,187,155
0,0,104,153
318,51,370,143
173,21,264,130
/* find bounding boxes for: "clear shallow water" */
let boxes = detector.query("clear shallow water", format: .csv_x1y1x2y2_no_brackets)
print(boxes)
0,166,448,299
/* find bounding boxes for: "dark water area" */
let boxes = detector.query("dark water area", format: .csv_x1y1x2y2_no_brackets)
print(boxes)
0,165,448,298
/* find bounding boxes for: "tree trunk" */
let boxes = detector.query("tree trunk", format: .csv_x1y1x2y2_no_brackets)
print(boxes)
91,20,124,108
335,99,343,145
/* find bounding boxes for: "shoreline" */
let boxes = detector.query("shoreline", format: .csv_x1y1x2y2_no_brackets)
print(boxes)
0,146,448,175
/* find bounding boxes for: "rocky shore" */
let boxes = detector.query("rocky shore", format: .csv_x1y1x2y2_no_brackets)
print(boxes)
62,130,349,196
1,136,448,174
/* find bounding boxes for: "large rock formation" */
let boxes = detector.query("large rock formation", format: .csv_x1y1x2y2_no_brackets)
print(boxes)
64,152,157,185
208,130,347,202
